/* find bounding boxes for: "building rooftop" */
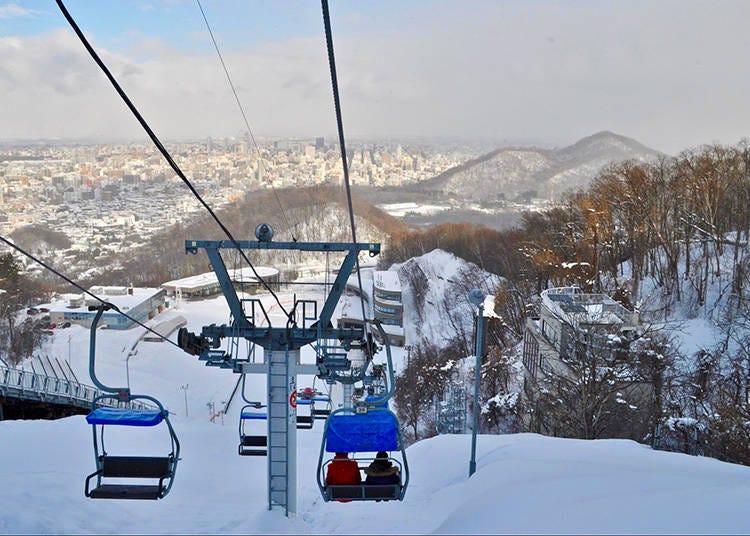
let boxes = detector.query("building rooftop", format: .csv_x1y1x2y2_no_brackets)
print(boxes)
374,270,401,293
44,287,163,314
162,266,279,291
541,287,636,327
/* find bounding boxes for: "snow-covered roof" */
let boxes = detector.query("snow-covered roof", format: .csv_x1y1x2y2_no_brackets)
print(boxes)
374,270,401,292
162,266,278,291
541,287,636,326
44,287,163,313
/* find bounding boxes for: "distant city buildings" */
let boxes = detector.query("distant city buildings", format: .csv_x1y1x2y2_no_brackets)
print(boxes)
0,139,468,277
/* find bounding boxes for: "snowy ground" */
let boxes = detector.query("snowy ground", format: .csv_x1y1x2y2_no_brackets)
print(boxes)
3,286,750,534
3,417,750,534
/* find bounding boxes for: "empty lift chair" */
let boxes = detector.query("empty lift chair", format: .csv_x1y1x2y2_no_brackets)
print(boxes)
311,378,332,420
84,305,180,500
312,393,332,420
238,373,268,456
296,387,315,430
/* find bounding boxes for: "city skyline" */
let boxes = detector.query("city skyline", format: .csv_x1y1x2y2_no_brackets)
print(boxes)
1,1,750,154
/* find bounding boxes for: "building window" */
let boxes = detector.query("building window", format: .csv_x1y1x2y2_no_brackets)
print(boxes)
374,290,402,303
374,303,401,315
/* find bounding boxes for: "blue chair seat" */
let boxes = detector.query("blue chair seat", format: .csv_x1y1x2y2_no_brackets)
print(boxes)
241,411,267,420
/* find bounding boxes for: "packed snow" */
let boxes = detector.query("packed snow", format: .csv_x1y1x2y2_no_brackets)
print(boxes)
2,262,750,534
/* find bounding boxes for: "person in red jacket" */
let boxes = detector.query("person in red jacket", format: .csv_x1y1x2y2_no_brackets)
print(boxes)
325,452,362,503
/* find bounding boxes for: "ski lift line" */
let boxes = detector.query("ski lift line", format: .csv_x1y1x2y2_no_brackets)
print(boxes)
0,234,181,349
194,0,298,243
320,0,369,331
54,0,290,320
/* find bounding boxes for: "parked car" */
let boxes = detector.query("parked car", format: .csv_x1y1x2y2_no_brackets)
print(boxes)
61,322,71,329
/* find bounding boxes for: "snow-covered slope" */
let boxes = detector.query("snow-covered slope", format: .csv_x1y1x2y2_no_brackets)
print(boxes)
2,418,749,534
3,276,750,534
613,238,749,361
390,249,500,349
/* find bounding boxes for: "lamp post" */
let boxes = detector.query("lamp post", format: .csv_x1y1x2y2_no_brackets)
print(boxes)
125,346,138,391
468,288,486,477
180,384,189,417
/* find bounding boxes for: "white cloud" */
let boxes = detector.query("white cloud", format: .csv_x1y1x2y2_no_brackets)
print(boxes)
0,3,38,19
1,1,750,153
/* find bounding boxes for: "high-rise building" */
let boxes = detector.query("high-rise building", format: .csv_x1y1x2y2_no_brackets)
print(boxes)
315,137,325,149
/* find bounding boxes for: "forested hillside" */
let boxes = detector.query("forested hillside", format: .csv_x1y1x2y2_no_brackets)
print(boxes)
84,184,407,287
386,140,750,463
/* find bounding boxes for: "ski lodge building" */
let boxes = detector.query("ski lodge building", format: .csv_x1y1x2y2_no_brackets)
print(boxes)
160,266,280,300
48,287,167,330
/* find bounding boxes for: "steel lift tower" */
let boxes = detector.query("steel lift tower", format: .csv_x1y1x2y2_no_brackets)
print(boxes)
178,224,378,515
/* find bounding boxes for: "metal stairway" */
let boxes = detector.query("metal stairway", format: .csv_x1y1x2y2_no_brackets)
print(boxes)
267,348,296,515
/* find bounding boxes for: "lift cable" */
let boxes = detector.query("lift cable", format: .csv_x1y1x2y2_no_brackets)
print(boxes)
195,0,299,242
0,235,181,349
55,0,290,319
320,0,369,329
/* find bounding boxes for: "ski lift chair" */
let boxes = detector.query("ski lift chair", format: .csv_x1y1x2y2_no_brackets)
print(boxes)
311,378,332,420
239,404,268,456
316,407,409,502
83,305,180,500
296,396,315,430
85,398,179,500
312,394,332,420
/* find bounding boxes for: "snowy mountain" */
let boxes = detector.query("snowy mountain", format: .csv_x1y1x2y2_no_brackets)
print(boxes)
419,131,662,201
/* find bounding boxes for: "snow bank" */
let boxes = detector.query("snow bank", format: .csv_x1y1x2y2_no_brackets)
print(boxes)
2,419,749,534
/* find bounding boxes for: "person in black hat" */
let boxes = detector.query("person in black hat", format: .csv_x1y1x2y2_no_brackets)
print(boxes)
363,451,400,486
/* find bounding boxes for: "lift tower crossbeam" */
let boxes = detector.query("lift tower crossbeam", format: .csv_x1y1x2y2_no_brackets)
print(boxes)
180,230,379,516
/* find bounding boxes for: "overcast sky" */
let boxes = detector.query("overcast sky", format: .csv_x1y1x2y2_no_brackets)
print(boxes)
1,0,749,153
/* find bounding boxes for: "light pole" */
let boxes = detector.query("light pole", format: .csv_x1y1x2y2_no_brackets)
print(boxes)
125,347,138,391
67,334,72,365
180,384,189,417
468,288,486,477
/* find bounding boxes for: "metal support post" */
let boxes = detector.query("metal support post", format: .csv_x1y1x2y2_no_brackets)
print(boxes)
180,384,189,417
342,383,353,409
468,289,486,477
267,348,298,515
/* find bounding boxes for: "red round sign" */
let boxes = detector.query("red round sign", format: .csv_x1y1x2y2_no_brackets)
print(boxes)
289,391,297,408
